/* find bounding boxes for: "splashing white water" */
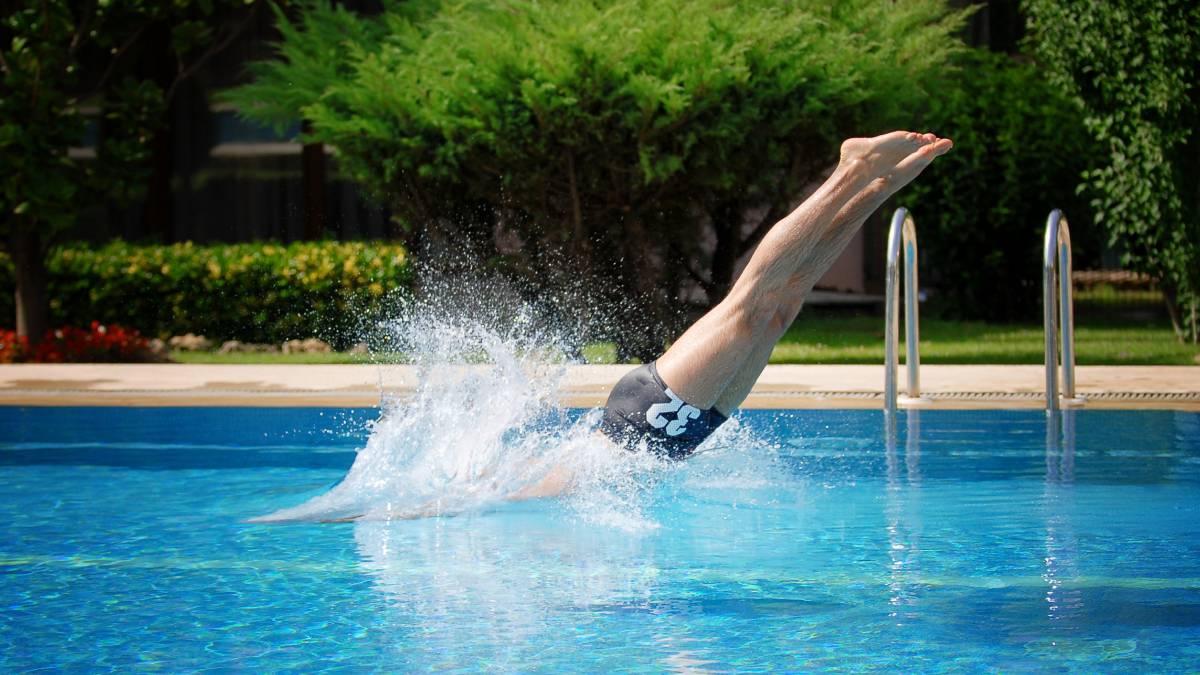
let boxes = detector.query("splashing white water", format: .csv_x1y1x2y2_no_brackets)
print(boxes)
251,266,801,529
252,291,672,529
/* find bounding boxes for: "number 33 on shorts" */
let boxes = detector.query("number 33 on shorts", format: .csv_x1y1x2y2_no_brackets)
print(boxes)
645,388,701,437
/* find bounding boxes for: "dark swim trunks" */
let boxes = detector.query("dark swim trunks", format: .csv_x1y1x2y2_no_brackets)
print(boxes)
599,362,728,460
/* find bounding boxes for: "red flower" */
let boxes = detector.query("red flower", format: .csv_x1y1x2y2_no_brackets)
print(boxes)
0,330,30,364
23,323,152,363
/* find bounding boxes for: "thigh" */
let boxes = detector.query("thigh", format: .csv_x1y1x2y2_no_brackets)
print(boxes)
710,333,780,415
655,288,796,411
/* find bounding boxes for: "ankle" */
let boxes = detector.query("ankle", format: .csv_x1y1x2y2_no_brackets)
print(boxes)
827,159,874,196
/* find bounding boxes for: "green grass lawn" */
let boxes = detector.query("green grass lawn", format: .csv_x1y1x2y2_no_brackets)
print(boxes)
767,316,1199,365
171,316,1199,366
171,350,373,364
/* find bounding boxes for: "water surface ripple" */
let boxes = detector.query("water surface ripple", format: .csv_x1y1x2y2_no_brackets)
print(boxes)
1,406,1198,672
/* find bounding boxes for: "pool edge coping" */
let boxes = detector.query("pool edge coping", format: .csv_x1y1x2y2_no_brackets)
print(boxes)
1,364,1197,411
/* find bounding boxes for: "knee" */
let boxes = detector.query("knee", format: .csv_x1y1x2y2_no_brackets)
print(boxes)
732,290,798,337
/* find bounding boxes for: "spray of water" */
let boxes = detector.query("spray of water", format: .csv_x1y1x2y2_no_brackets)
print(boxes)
249,269,670,528
253,266,796,530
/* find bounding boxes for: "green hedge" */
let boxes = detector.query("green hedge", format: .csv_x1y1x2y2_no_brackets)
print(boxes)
0,241,411,347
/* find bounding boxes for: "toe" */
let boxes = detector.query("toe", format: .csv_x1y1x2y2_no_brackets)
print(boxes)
891,144,938,178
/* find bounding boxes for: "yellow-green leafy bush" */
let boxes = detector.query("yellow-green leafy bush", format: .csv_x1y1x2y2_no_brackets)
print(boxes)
0,241,410,346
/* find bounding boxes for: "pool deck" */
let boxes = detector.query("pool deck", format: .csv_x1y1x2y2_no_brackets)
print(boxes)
1,364,1197,410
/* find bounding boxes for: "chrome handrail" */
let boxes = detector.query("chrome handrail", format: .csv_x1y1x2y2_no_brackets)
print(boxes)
885,207,923,415
1043,209,1081,411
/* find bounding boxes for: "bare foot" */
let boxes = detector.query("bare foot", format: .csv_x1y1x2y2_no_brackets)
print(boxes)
864,134,955,201
876,137,953,196
830,136,953,227
837,131,935,182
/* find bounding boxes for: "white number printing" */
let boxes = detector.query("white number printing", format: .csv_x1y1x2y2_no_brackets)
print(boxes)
645,387,702,437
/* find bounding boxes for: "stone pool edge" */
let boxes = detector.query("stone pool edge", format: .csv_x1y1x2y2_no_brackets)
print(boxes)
1,364,1197,411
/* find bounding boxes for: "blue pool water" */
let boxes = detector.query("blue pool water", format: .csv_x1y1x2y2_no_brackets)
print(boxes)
1,406,1198,672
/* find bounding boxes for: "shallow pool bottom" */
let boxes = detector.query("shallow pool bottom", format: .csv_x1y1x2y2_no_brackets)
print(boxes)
1,406,1198,671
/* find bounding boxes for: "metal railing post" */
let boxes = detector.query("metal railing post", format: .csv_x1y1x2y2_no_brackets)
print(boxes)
885,208,925,415
1043,209,1083,411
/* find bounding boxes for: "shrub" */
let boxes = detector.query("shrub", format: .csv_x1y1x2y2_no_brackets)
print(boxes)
898,49,1102,321
0,0,263,341
1,322,155,363
0,241,411,347
1024,0,1200,341
0,329,28,363
226,0,969,359
28,322,152,363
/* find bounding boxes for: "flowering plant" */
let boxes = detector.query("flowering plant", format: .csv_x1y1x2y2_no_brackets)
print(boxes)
0,329,29,364
27,322,152,363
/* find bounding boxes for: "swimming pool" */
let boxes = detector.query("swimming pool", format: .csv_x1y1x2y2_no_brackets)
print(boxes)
1,406,1198,671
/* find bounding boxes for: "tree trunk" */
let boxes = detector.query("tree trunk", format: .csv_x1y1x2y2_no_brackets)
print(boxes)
709,202,741,303
302,120,327,241
1161,283,1196,343
11,228,49,344
142,101,175,243
140,20,176,242
1191,299,1198,345
613,217,666,363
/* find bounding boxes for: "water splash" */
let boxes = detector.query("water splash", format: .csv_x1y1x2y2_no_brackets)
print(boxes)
252,284,670,529
253,268,794,530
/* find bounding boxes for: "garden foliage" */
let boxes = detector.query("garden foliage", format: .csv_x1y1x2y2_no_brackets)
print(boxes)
226,0,969,359
0,323,153,364
898,50,1101,321
1024,0,1200,341
0,329,26,363
0,0,263,340
0,241,411,347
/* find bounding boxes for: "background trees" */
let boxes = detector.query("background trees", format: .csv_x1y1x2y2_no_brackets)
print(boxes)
0,0,262,341
9,0,1188,352
227,0,969,359
1024,0,1200,342
898,50,1100,321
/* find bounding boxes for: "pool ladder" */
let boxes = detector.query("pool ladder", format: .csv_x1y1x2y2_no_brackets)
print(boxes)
1044,209,1085,411
884,207,927,416
885,208,1084,414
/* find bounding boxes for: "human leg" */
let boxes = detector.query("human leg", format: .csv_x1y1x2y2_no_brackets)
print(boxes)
658,133,953,414
504,463,573,501
517,133,951,497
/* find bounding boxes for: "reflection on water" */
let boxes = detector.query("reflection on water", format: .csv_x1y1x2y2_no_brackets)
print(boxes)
351,509,754,671
1043,409,1082,636
884,409,924,625
342,419,807,671
352,515,657,666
